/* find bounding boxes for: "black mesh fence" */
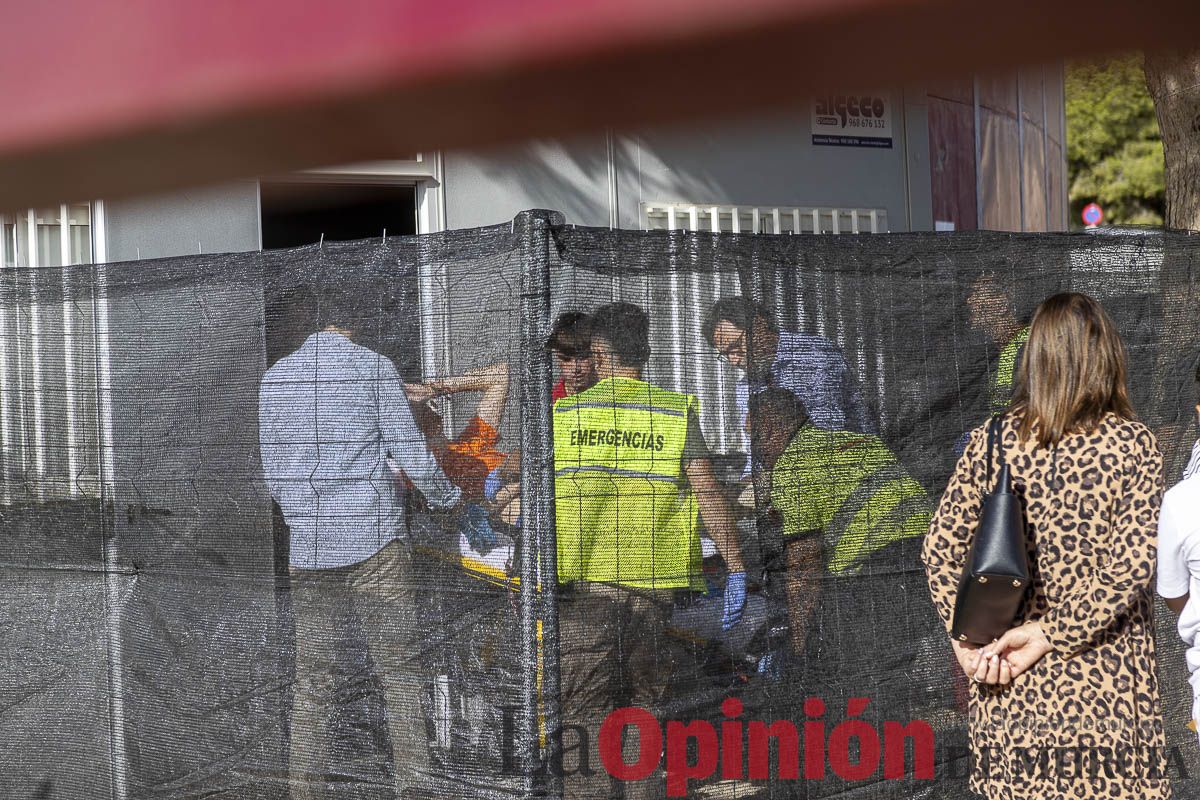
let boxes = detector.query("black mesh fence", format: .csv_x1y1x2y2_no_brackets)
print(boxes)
1,210,1199,800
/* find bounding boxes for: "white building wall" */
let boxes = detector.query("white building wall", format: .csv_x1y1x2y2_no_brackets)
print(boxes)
443,91,933,234
104,181,261,263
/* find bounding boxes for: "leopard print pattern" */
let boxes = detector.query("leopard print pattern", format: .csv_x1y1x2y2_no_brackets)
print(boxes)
923,413,1169,799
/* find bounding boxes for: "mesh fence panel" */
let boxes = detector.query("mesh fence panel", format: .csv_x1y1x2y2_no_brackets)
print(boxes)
1,211,1198,799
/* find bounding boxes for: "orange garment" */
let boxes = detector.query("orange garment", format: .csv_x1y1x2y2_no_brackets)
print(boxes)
439,416,507,499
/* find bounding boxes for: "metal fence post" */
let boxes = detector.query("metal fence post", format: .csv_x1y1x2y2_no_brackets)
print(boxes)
89,261,129,800
517,210,561,799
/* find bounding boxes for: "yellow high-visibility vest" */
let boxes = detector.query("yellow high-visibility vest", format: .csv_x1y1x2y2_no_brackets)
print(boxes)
771,426,931,576
989,326,1031,414
553,377,703,590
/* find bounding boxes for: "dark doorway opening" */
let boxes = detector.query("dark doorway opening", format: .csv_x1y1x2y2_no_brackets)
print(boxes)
259,181,417,249
259,180,422,369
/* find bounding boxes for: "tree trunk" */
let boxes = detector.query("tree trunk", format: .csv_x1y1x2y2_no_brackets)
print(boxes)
1144,52,1200,482
1145,51,1200,230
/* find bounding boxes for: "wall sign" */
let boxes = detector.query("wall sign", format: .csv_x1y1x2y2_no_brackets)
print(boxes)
812,93,893,148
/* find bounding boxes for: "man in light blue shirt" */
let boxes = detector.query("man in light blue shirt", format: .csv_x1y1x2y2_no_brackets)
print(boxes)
259,329,460,570
702,296,878,473
258,286,460,799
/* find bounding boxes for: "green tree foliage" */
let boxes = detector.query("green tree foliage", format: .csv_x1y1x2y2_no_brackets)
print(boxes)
1066,55,1164,226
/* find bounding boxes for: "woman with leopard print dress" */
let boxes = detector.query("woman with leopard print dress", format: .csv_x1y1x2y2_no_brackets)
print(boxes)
923,292,1170,800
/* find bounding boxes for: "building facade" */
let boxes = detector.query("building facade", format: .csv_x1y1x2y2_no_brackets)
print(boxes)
1,67,1067,270
0,68,1068,486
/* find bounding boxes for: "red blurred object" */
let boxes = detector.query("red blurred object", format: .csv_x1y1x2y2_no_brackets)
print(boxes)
2,0,1199,208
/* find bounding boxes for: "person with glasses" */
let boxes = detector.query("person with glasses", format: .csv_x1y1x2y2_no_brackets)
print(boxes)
702,296,877,476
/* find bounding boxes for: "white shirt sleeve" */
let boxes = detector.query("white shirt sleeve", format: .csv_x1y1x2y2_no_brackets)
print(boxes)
1157,495,1191,599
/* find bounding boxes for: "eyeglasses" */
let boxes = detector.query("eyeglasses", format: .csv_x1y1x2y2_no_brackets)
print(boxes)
714,331,746,364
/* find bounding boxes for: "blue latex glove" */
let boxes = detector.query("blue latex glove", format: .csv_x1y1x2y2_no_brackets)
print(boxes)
483,468,503,503
721,571,747,630
757,651,780,679
462,503,498,554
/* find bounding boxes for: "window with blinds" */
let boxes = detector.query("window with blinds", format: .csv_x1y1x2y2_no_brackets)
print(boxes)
0,205,103,504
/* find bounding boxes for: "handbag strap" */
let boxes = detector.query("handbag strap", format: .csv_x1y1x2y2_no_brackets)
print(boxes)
986,414,1006,491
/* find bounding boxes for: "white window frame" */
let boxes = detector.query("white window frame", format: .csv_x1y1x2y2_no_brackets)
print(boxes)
0,202,108,505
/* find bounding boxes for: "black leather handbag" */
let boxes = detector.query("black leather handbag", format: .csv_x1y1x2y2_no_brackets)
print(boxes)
950,416,1031,645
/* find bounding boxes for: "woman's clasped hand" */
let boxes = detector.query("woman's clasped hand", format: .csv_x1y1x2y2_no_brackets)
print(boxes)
950,621,1054,687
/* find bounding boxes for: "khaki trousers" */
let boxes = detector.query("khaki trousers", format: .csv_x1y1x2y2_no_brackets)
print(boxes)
288,540,429,800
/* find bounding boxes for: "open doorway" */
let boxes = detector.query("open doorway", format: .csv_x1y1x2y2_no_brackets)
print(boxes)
259,181,417,248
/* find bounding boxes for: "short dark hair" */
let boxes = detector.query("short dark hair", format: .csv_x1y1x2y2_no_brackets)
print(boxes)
1195,359,1200,404
748,387,810,431
702,296,777,345
589,302,650,367
545,311,592,358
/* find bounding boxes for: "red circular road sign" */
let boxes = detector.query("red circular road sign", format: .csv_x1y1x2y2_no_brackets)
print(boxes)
1082,202,1103,226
